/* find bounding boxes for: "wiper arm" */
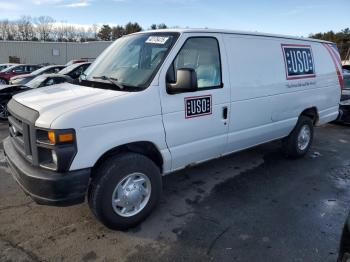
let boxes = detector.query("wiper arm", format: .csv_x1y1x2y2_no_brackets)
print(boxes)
92,75,125,90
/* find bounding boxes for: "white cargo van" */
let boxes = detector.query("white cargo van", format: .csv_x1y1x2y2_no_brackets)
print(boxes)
4,29,343,229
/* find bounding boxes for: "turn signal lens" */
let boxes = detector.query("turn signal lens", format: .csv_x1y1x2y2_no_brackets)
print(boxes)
48,131,56,144
58,133,73,143
47,130,74,144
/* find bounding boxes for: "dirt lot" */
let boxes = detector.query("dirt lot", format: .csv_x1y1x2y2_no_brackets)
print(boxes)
0,123,350,262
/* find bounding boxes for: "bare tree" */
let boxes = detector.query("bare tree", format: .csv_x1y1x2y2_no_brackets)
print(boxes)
91,24,99,40
35,16,55,41
65,25,78,41
17,16,34,40
0,20,12,40
52,23,66,41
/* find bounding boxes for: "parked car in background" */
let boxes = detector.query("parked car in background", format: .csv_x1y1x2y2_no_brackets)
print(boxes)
336,68,350,124
0,74,73,120
10,65,66,85
338,212,350,261
0,63,17,72
0,64,41,85
343,68,350,90
58,62,91,79
65,59,88,66
343,64,350,71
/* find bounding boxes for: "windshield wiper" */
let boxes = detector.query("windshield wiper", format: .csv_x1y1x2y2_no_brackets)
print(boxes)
92,75,125,90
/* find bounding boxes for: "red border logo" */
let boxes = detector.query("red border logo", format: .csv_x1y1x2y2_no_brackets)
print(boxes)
281,44,316,80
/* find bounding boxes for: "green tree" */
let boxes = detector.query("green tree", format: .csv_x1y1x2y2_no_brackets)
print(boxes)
150,23,167,30
310,28,350,60
112,25,125,40
98,25,112,41
124,22,142,34
157,23,167,29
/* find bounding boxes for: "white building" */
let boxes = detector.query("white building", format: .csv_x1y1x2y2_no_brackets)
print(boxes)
0,41,112,65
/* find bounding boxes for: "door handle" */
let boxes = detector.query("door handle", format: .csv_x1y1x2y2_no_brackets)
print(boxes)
222,106,228,120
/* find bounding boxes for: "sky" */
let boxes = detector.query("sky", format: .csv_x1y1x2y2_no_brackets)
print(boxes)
0,0,349,37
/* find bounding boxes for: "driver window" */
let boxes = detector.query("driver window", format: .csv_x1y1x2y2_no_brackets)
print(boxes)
171,37,222,89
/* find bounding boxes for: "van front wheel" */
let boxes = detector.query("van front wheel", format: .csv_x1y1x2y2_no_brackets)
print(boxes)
282,116,314,158
88,153,162,230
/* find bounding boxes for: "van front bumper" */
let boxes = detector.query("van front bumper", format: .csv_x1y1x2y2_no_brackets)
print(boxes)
3,137,91,206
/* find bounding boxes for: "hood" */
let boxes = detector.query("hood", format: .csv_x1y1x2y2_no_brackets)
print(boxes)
13,82,128,128
0,84,24,91
0,71,10,77
11,73,32,80
0,84,13,91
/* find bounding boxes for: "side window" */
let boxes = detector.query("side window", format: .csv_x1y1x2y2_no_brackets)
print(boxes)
171,37,222,89
27,66,38,72
53,67,62,73
46,68,55,74
13,66,24,73
45,78,55,86
70,66,84,78
82,64,90,71
54,77,66,84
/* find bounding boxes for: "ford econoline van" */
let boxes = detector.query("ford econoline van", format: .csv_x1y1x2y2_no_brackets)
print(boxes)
4,29,342,229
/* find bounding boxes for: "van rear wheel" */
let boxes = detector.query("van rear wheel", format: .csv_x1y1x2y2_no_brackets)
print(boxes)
282,116,314,158
88,153,162,230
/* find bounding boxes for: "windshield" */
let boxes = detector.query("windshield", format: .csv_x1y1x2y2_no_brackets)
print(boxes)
1,65,17,73
31,66,53,75
59,63,84,74
84,32,179,90
26,75,47,88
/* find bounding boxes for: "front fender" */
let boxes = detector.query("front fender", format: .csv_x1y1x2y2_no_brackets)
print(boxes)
69,115,171,174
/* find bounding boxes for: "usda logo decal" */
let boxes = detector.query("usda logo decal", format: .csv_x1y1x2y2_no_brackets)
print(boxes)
282,44,315,80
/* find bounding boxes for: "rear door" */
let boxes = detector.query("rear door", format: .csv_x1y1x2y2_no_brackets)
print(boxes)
159,33,230,171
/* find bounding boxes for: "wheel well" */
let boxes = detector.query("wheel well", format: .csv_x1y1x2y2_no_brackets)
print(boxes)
300,107,319,125
92,141,164,176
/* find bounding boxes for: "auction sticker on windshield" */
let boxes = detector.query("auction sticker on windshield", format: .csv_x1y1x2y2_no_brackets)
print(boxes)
146,36,170,44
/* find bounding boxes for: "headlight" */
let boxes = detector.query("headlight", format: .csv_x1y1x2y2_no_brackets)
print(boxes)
11,79,21,84
36,129,77,172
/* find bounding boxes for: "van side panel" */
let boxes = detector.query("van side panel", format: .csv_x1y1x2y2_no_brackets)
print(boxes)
223,35,340,153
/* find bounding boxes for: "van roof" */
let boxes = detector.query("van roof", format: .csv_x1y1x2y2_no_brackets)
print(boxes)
134,28,333,44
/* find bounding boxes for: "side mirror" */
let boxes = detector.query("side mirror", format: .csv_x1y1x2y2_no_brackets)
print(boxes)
167,68,198,94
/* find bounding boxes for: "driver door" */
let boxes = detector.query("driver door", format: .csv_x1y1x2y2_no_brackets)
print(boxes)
159,34,230,171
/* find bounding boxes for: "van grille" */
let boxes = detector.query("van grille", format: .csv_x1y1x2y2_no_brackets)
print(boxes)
8,115,33,162
7,99,39,165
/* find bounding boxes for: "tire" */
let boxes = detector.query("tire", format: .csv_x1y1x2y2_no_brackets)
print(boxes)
0,78,8,85
88,152,162,230
282,115,314,158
